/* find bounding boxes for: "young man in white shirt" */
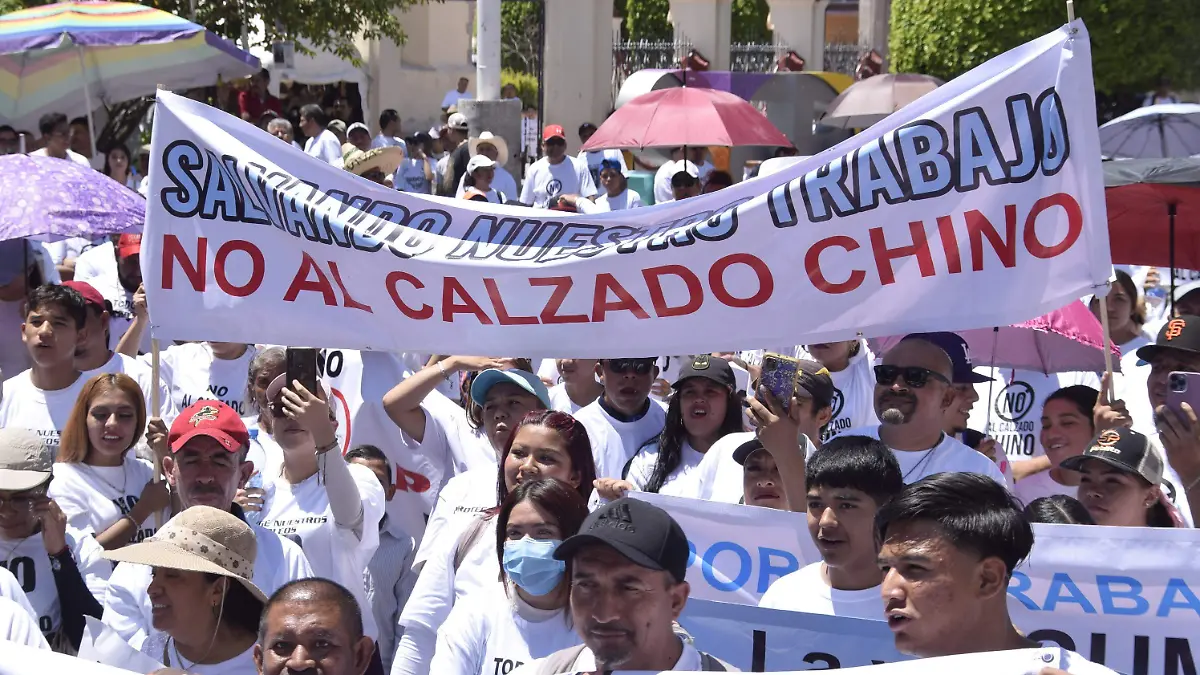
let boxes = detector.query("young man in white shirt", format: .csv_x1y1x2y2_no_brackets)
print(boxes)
0,284,89,454
574,358,666,480
576,121,624,187
300,104,344,165
876,473,1116,673
442,77,473,110
520,124,596,209
30,112,91,167
758,435,903,619
72,234,148,354
373,109,404,149
101,401,314,648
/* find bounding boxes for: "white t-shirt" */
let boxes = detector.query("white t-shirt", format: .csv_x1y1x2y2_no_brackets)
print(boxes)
576,189,644,214
625,439,705,496
373,134,405,149
547,384,586,414
304,128,344,164
0,528,109,635
836,425,1008,486
102,520,313,647
653,161,678,205
30,147,91,167
578,148,625,186
519,156,596,208
821,341,880,443
968,369,1101,460
140,632,256,675
758,562,883,620
574,399,667,480
1118,349,1155,436
404,389,497,486
72,241,150,354
514,638,702,675
150,343,256,417
412,465,497,568
0,597,48,650
50,454,163,542
0,566,37,621
431,584,581,675
396,157,435,194
443,90,473,108
0,370,89,455
41,236,102,265
258,461,385,638
1013,470,1077,507
83,351,176,420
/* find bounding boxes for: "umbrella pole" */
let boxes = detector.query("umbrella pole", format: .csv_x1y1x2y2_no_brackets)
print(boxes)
984,327,998,433
1098,284,1117,401
1170,203,1178,315
76,47,98,159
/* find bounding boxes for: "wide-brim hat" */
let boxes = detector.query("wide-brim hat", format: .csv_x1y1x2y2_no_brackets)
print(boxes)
345,146,405,178
469,132,509,163
104,505,267,603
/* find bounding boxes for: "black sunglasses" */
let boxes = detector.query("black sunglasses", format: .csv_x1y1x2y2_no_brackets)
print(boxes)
606,359,655,376
874,365,951,389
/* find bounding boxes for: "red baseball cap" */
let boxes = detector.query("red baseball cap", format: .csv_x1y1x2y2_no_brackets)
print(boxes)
61,280,105,310
543,124,566,141
117,234,142,259
169,401,250,453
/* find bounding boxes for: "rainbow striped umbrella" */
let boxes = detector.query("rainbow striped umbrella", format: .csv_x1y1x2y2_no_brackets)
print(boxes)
0,1,259,131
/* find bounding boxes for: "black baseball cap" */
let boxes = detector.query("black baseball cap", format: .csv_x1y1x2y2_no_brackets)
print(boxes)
1136,315,1200,363
901,332,992,384
794,359,836,409
672,354,735,389
554,497,690,582
728,432,764,465
1060,427,1164,485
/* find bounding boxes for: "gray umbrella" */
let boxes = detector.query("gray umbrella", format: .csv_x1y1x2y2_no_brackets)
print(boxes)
818,73,944,129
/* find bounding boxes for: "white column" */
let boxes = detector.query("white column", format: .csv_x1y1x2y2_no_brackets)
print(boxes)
543,0,613,154
766,0,822,69
858,0,890,55
668,0,732,70
476,0,502,100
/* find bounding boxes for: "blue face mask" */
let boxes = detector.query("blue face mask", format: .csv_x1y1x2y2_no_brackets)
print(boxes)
503,536,566,596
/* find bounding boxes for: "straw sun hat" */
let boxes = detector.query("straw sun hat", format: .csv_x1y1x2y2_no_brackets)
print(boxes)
104,505,267,603
343,146,405,178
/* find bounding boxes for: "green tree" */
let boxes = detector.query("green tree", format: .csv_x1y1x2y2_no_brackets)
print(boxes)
501,1,542,73
731,0,771,43
625,0,672,41
889,0,1200,96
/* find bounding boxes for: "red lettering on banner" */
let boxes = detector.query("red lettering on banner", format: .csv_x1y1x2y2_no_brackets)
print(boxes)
483,278,538,325
869,221,935,285
328,261,373,313
162,235,206,291
395,466,432,493
1025,193,1083,259
213,240,264,297
384,271,433,320
643,265,704,317
805,236,865,294
283,252,337,305
935,215,963,274
592,273,651,322
529,277,589,324
443,278,493,324
966,205,1018,271
710,254,773,308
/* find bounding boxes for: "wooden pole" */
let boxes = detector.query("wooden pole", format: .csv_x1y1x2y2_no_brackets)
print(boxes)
1098,285,1117,401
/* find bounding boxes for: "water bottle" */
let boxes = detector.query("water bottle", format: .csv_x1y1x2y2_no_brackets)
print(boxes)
243,470,264,525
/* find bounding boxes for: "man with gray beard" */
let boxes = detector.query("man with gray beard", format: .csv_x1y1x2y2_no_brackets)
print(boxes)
839,335,1007,486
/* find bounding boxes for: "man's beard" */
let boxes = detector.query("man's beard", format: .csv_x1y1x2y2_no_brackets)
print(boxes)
880,408,907,425
118,273,141,293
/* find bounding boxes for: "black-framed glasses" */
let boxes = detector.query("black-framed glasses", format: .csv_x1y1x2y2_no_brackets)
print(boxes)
606,359,655,376
874,365,951,389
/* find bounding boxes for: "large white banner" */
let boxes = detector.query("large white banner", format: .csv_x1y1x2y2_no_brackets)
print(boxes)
640,493,1200,675
142,22,1110,356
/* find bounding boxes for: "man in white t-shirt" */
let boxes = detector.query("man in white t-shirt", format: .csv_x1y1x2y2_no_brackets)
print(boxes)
653,147,687,204
519,124,596,208
101,401,313,647
574,358,666,480
576,121,624,187
30,113,91,167
759,436,903,619
373,109,405,149
876,473,1116,674
442,77,473,110
300,104,344,165
0,284,90,454
845,335,1007,485
516,498,731,674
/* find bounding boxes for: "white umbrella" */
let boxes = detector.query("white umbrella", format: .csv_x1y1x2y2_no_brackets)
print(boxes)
1099,103,1200,159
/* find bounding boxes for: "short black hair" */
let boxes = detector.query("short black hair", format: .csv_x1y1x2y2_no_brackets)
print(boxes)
27,284,87,329
346,444,390,472
876,472,1034,577
1044,385,1099,423
258,578,363,644
578,122,597,136
69,116,88,128
299,104,327,127
379,109,400,128
1024,495,1095,525
0,125,15,135
704,170,734,189
38,112,67,136
806,435,903,505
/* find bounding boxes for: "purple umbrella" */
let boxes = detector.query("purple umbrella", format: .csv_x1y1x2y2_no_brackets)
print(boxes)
868,301,1122,374
0,153,144,242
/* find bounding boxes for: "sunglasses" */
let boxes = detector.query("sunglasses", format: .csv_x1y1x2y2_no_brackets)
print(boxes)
544,138,566,146
874,365,951,389
606,359,655,376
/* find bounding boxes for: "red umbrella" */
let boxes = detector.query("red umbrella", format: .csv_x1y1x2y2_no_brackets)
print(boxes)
580,87,791,150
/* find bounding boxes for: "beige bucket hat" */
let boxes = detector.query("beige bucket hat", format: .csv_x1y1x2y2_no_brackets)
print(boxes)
0,427,52,492
104,505,266,603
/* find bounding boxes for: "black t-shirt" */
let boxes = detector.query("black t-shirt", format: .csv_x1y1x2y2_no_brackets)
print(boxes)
444,142,472,196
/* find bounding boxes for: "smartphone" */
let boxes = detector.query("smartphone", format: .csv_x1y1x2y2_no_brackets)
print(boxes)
1166,371,1200,418
759,353,799,407
285,348,320,396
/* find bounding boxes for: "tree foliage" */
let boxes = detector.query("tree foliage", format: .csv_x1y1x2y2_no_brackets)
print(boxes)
500,1,541,74
625,0,672,41
889,0,1200,96
730,0,771,43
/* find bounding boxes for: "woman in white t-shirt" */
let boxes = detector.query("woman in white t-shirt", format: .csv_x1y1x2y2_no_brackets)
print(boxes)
430,478,587,675
51,373,170,549
596,357,744,499
461,155,506,204
806,340,879,443
393,409,597,675
154,342,258,418
1012,386,1097,506
256,375,385,644
102,145,139,191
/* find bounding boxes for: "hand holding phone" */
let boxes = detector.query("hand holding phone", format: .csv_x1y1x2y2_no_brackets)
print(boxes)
286,348,320,396
760,354,799,410
1166,371,1200,420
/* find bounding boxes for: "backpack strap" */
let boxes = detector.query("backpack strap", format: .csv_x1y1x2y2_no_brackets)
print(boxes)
452,513,490,572
534,644,589,675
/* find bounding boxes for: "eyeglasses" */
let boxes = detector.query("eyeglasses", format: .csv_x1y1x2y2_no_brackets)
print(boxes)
873,365,951,389
0,488,47,510
606,359,655,376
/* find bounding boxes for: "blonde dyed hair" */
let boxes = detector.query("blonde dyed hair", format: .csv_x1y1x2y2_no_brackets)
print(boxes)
58,373,147,464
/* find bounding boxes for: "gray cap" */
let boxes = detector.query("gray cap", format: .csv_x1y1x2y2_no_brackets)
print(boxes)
0,427,52,491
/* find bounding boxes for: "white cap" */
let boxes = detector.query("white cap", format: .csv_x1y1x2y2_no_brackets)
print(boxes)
346,122,369,136
448,113,469,130
467,154,497,173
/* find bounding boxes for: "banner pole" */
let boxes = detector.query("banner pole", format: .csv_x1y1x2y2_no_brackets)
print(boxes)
1098,286,1116,401
151,338,163,530
1066,0,1075,22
